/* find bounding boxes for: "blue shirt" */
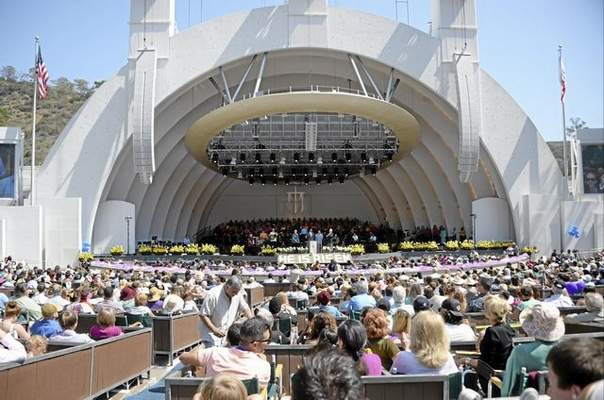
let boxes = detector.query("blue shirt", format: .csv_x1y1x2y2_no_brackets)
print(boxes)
30,319,62,338
347,294,377,312
0,293,9,309
319,304,343,318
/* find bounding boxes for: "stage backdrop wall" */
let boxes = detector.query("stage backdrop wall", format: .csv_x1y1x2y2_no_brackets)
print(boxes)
92,200,136,255
39,198,81,267
204,180,379,228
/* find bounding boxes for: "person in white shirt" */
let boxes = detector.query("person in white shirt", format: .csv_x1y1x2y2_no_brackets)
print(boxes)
0,327,27,363
199,276,253,348
32,282,49,305
440,298,476,342
49,311,94,344
544,283,575,308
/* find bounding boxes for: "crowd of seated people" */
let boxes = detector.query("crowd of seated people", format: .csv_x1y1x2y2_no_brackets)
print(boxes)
1,248,604,399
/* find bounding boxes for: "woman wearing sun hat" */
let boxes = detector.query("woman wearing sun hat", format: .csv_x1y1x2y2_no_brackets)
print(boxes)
501,303,565,396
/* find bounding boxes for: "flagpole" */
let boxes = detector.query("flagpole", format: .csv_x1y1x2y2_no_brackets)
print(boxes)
559,45,568,199
31,37,39,207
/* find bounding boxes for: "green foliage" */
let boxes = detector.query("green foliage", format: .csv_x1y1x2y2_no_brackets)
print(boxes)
0,65,96,165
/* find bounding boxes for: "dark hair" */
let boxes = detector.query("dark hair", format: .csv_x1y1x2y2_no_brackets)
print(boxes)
547,337,604,390
291,347,364,400
103,286,114,299
239,316,270,343
269,296,282,315
337,320,367,362
227,322,242,346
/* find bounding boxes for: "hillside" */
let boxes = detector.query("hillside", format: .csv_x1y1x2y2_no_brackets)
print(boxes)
0,66,101,165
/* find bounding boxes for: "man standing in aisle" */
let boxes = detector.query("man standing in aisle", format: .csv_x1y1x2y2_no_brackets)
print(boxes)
199,276,253,347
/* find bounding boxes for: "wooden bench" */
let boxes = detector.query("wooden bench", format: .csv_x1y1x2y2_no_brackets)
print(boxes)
558,306,587,316
263,283,291,298
362,374,461,400
0,328,152,400
152,312,203,364
164,365,280,400
245,285,265,308
265,344,309,394
73,313,129,334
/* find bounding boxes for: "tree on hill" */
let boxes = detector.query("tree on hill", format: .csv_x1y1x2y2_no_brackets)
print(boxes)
0,64,96,165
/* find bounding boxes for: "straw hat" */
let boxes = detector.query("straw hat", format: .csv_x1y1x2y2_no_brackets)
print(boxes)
520,303,565,342
149,286,163,302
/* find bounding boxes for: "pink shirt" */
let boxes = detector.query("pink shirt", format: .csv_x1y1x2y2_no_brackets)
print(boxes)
196,347,271,385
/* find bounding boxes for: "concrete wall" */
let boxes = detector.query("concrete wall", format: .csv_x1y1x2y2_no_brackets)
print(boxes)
0,206,43,265
205,180,379,228
39,198,81,267
92,201,136,255
472,197,512,241
562,199,604,251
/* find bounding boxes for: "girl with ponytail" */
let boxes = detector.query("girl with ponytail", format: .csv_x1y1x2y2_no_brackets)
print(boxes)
337,320,382,376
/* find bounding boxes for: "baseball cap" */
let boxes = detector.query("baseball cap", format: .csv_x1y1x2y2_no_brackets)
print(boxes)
440,298,464,317
413,296,430,313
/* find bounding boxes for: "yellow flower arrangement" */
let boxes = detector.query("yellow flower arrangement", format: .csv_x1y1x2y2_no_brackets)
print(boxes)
349,244,365,255
460,240,475,250
230,244,245,255
169,245,185,254
137,244,152,255
110,245,124,256
199,243,218,255
521,246,537,255
445,240,459,250
79,251,94,262
260,245,277,256
377,243,390,253
186,243,200,255
152,245,168,255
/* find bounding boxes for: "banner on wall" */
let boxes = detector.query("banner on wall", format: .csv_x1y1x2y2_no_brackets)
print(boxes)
0,143,16,198
277,253,352,265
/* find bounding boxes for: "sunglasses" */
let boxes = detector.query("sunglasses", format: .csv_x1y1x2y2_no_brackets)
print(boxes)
253,337,272,344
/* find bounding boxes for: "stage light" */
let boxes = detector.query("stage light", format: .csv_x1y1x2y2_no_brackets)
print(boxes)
270,153,276,163
240,153,246,162
331,152,338,163
272,167,278,177
294,153,300,163
334,167,339,175
315,177,321,185
272,177,277,186
258,168,264,177
344,168,350,177
322,167,328,176
328,176,333,185
221,168,228,176
361,152,367,163
255,152,261,163
304,176,309,185
284,177,290,185
303,168,309,177
308,153,314,162
371,166,377,176
338,175,345,184
211,153,219,163
261,178,266,185
345,152,352,162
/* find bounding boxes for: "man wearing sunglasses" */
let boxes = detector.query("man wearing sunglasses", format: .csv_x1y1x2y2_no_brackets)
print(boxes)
180,316,272,386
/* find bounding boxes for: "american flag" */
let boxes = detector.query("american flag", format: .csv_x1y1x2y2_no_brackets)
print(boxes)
36,47,49,99
559,53,566,102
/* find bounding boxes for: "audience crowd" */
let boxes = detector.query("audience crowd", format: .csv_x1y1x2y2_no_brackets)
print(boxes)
0,247,603,400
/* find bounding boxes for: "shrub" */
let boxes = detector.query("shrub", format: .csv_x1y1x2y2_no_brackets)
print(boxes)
260,245,277,256
377,243,390,253
79,251,94,263
349,244,365,255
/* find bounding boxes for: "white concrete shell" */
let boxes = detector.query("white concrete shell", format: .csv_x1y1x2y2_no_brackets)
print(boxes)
36,2,572,253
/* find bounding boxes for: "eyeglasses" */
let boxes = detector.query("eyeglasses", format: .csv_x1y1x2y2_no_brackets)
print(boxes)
253,337,272,344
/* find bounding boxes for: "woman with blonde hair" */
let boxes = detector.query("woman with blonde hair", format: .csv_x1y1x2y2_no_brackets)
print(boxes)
391,311,458,374
389,308,411,349
193,374,247,400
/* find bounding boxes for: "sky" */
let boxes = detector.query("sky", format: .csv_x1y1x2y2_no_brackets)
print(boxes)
0,0,602,141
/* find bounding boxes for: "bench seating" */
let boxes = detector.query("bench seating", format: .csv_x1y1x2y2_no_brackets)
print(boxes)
263,283,291,298
152,312,203,364
362,373,461,400
245,286,265,308
72,311,202,364
0,327,152,400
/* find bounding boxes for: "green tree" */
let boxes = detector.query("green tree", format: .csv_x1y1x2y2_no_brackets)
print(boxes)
1,66,17,81
73,79,90,96
566,117,587,136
